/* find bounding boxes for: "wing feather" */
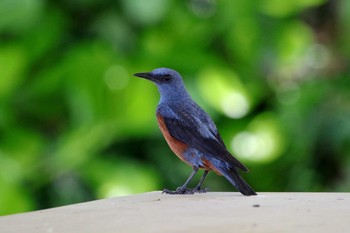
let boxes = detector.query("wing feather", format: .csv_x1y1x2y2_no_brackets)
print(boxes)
162,109,248,172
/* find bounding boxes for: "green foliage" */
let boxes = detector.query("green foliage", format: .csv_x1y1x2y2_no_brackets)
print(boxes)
1,0,350,215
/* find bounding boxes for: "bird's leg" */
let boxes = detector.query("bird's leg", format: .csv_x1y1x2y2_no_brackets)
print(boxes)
191,170,209,193
163,167,199,194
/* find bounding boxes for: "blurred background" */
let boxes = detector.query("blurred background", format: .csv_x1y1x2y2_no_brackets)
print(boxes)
1,0,350,215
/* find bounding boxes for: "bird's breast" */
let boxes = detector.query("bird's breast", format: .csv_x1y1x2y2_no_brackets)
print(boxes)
156,113,190,164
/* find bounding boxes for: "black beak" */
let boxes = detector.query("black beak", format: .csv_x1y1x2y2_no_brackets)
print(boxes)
134,72,155,81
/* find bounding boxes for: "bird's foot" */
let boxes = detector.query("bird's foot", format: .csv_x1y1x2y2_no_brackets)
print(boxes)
189,185,209,194
192,187,209,193
162,186,188,194
162,186,209,195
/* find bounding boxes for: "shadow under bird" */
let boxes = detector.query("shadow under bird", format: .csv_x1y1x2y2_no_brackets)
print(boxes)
134,68,256,196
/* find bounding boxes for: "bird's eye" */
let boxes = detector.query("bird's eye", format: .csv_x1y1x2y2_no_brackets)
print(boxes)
163,74,172,82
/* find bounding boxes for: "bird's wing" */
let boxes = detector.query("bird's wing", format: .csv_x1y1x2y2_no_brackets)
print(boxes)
162,107,248,172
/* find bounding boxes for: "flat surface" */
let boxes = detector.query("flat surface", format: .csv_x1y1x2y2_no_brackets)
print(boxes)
0,192,349,233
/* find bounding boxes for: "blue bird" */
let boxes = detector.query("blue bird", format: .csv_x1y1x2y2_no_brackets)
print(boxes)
134,68,256,196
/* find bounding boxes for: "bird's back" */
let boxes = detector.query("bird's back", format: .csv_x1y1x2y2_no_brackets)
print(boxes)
156,99,248,172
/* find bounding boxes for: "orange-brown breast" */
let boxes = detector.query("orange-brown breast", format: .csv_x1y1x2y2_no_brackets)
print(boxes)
156,114,190,165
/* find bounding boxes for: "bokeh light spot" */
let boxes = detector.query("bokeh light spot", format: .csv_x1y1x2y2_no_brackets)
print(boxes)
121,0,170,25
305,44,330,70
221,92,250,119
231,113,285,163
104,65,129,91
197,67,251,119
100,183,134,197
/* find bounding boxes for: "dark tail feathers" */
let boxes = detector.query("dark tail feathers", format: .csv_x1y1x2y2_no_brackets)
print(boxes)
219,167,257,196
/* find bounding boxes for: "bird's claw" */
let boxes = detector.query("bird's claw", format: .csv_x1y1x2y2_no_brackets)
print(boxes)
194,187,209,193
162,187,209,195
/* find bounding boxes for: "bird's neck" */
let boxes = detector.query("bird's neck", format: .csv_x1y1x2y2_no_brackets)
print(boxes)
158,90,192,104
159,93,191,104
157,85,191,104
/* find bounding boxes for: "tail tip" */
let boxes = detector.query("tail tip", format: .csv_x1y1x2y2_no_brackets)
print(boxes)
242,190,257,196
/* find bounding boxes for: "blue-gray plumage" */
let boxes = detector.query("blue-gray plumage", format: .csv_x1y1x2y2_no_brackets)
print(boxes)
134,68,256,196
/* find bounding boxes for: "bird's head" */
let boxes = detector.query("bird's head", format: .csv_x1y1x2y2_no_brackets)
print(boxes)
134,68,190,102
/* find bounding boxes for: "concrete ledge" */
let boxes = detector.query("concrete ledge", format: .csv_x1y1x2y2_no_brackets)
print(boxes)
0,192,349,233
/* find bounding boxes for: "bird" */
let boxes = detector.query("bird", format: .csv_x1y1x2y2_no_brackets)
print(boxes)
134,68,257,196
